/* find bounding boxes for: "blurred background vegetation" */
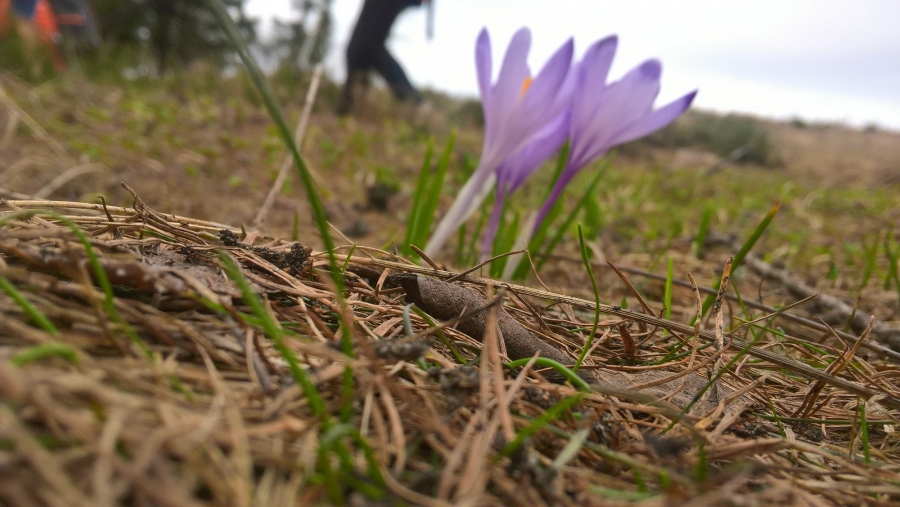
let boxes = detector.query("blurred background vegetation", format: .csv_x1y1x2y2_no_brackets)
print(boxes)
0,0,785,171
1,1,332,79
2,0,899,302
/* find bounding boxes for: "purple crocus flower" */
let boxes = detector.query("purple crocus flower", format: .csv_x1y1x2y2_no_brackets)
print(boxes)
532,36,698,234
480,109,572,260
424,27,575,257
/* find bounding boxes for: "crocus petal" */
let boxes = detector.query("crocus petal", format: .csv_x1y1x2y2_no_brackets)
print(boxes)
570,59,662,169
494,28,532,96
488,28,532,136
519,38,574,124
549,58,579,113
594,59,662,129
572,36,618,136
499,108,572,191
609,90,697,146
483,36,573,172
534,63,695,238
475,29,492,108
479,100,570,263
579,36,618,95
535,61,664,231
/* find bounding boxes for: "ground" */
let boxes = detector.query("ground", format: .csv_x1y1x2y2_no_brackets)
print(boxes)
2,69,900,505
4,70,900,320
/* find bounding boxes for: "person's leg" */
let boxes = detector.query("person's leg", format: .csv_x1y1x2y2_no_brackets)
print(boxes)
337,69,368,116
339,0,416,114
373,47,421,103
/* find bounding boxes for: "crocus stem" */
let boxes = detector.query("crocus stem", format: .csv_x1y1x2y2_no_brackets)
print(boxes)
480,185,508,261
424,167,496,256
500,212,537,280
532,172,570,238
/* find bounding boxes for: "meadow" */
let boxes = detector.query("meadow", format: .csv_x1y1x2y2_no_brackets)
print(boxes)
2,43,900,505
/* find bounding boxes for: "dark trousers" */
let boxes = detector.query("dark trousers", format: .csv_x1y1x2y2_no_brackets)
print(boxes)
339,0,422,113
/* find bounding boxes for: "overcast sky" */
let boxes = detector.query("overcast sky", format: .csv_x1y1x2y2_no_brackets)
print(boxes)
246,0,900,130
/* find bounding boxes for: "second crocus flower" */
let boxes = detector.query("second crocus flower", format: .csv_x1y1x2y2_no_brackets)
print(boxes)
532,36,698,234
424,27,575,257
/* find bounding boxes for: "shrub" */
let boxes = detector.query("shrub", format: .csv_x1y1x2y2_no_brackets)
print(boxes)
638,111,780,167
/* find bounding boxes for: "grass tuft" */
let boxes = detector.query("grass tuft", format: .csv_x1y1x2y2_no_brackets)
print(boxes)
0,276,59,336
574,224,601,373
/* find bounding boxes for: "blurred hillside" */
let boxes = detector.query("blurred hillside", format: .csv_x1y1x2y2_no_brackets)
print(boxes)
640,110,900,188
2,18,900,295
2,0,896,194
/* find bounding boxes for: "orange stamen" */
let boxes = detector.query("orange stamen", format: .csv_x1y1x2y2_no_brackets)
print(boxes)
520,76,533,97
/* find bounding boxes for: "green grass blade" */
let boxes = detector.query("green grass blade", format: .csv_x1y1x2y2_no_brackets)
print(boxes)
505,357,592,391
414,131,456,253
0,276,59,335
411,307,467,364
719,199,780,285
490,209,519,278
692,201,714,258
859,401,871,463
693,200,780,325
665,335,761,432
402,303,415,337
456,223,468,266
546,142,569,192
55,213,152,358
635,470,646,492
533,157,612,274
351,430,386,491
541,423,689,488
403,136,435,258
464,203,489,267
498,392,586,459
12,342,79,367
3,210,150,359
589,486,657,502
510,144,570,279
316,423,385,500
882,234,900,303
204,0,341,289
858,233,879,292
573,224,600,373
764,394,787,437
339,365,355,423
664,256,674,321
0,208,40,227
551,427,589,470
204,0,356,419
341,244,357,273
694,440,708,483
731,284,764,341
583,189,603,241
217,251,327,419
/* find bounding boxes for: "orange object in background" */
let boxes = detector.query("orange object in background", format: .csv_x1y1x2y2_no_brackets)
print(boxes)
33,0,59,45
33,0,65,71
0,0,66,72
0,0,12,36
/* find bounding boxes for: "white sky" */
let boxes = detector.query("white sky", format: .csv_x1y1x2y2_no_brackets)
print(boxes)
246,0,900,130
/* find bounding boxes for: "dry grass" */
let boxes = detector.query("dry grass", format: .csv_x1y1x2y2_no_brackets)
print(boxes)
2,68,900,506
770,122,900,187
2,197,900,506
